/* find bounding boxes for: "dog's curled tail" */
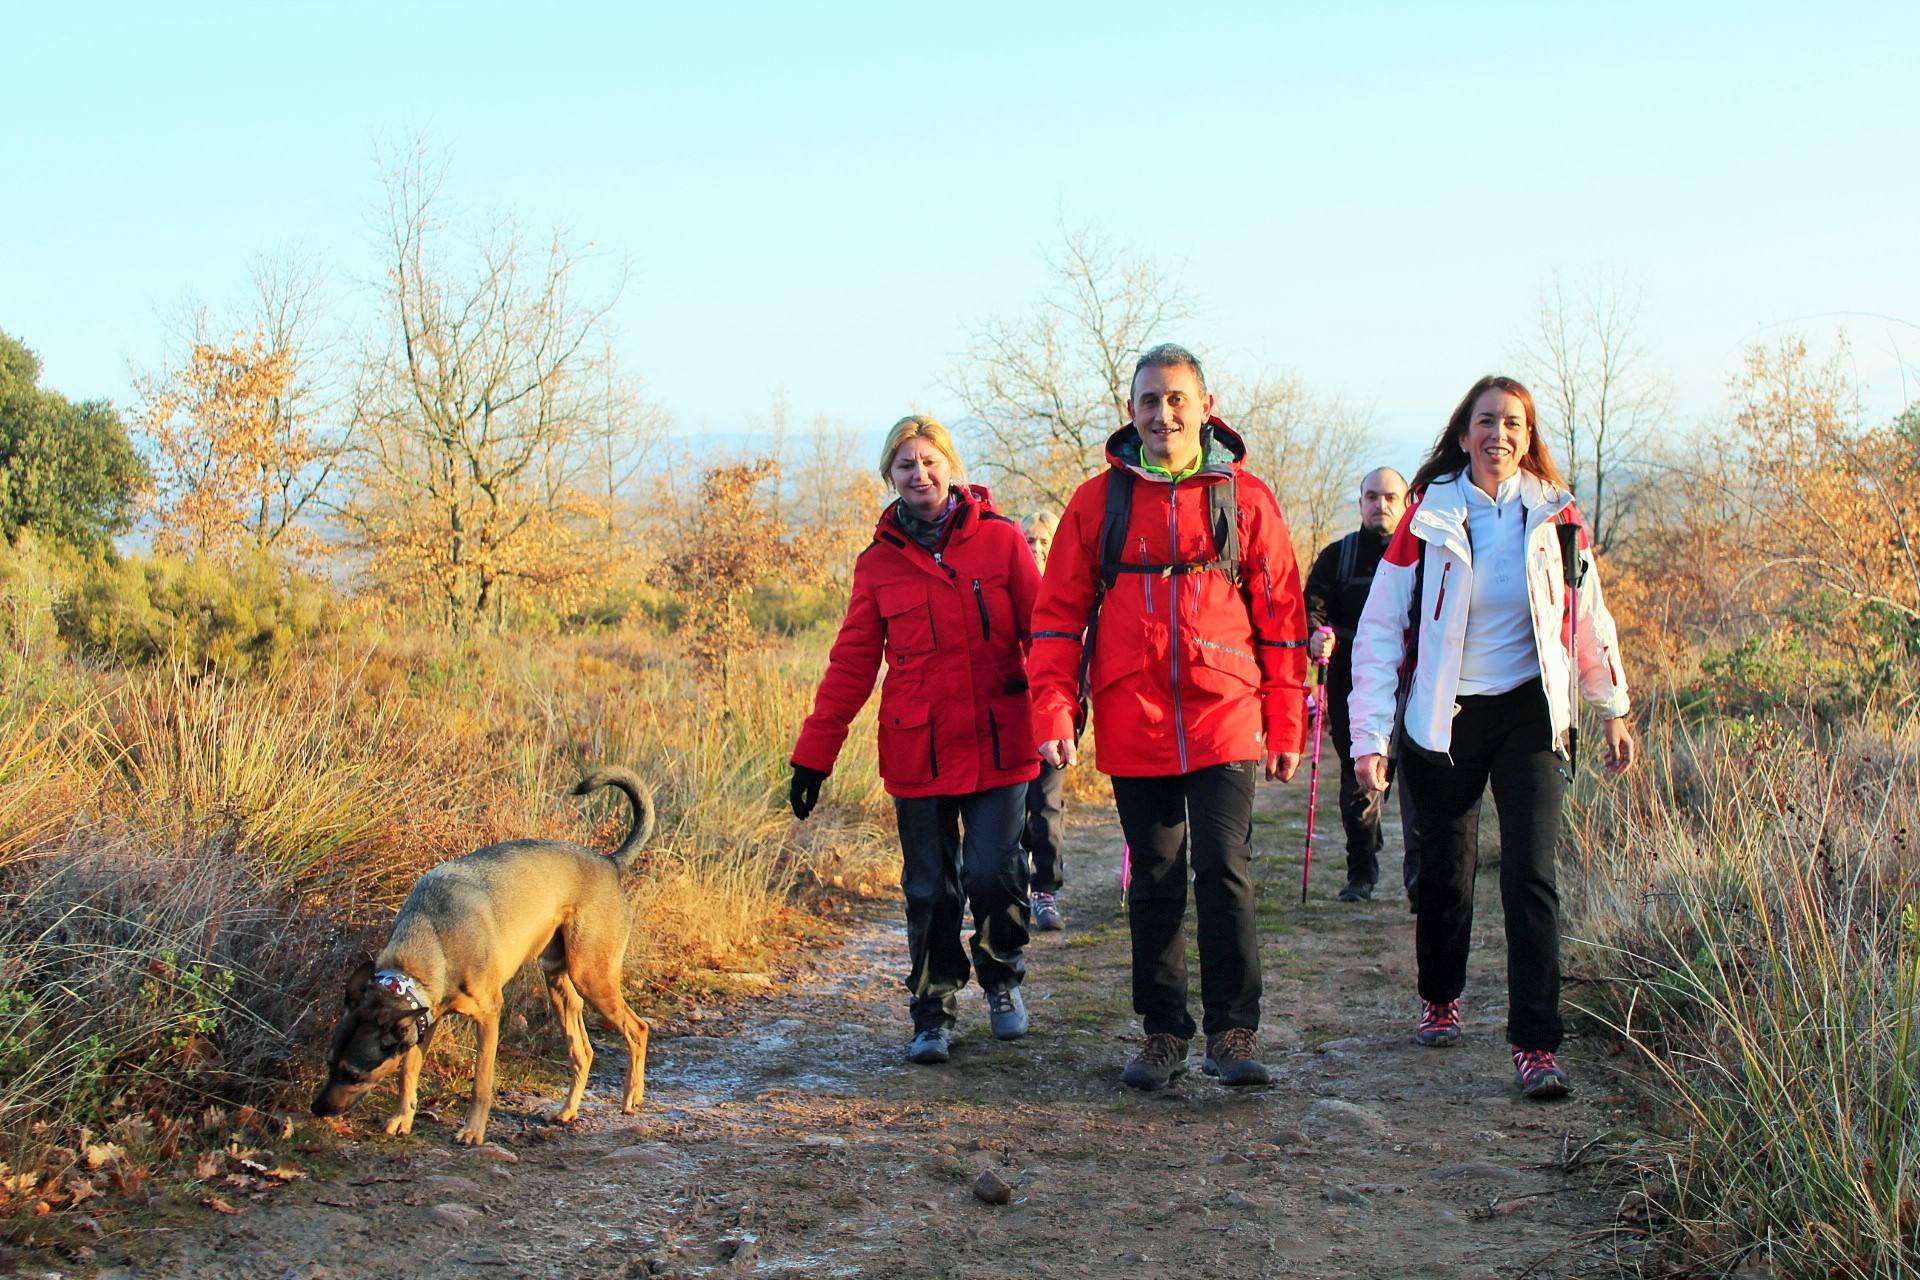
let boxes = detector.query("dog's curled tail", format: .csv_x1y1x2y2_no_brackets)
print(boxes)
573,766,657,872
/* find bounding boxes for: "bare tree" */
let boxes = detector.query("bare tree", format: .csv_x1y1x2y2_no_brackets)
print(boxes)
1519,273,1667,551
950,228,1191,509
1224,373,1377,568
344,148,631,630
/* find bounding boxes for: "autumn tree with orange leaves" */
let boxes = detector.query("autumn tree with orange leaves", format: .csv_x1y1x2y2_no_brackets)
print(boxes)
140,337,323,557
663,459,792,693
345,152,636,631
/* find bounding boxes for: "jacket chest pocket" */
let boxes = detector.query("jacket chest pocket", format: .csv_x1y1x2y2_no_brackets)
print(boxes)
878,583,936,659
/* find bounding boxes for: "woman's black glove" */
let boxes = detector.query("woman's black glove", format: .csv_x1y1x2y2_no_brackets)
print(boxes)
789,765,828,820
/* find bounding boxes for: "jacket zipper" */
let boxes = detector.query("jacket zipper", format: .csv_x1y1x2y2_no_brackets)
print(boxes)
1139,538,1153,613
988,706,1003,770
1432,560,1452,621
1168,481,1189,773
972,578,991,639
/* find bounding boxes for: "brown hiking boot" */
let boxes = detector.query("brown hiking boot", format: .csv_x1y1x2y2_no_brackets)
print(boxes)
1120,1033,1189,1091
1202,1027,1271,1086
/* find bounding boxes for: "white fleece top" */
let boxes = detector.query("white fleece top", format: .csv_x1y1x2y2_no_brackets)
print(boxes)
1456,474,1538,696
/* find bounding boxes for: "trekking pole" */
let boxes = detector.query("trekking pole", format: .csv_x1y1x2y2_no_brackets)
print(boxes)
1120,841,1131,910
1301,626,1333,904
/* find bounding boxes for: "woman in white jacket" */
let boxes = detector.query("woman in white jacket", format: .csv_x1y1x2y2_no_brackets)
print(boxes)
1348,375,1634,1099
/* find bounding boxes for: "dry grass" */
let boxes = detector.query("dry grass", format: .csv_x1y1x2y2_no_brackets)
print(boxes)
0,621,896,1210
1564,699,1920,1278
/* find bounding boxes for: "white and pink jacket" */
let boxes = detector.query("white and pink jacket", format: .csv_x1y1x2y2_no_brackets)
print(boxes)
1347,470,1629,760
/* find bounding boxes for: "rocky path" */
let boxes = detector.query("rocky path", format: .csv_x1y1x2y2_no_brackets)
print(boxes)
104,770,1638,1279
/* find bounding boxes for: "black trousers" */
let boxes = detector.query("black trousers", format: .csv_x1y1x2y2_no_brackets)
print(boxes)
1111,761,1260,1040
1328,699,1425,893
894,782,1030,1032
1024,761,1066,894
1398,679,1568,1051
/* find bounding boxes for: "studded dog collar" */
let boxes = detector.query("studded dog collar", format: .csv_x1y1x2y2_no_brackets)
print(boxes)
372,969,435,1034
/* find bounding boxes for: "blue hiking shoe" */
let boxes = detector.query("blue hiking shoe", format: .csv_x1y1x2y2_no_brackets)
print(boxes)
908,1026,951,1064
1031,892,1063,931
986,988,1029,1040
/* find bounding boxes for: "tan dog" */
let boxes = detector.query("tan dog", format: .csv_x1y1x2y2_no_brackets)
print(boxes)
312,767,655,1145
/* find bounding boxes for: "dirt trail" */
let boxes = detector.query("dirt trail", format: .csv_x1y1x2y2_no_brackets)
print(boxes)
105,773,1637,1280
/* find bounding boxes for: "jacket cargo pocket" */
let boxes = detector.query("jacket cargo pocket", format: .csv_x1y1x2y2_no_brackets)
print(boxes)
878,583,935,658
878,701,936,785
1187,636,1261,693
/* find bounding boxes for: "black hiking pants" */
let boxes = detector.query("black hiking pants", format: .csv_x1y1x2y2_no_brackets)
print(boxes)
1111,761,1260,1041
1398,679,1568,1051
1024,760,1066,894
895,781,1030,1032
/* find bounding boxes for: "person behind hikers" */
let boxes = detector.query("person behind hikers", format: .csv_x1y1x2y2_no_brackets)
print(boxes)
1303,466,1434,906
1348,375,1635,1099
1029,343,1309,1091
789,415,1042,1065
1019,510,1068,932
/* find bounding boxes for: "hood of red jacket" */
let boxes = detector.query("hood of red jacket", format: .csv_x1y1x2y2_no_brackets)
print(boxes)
1102,416,1246,478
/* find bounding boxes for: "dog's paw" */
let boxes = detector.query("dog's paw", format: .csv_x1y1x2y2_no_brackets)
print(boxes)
622,1094,643,1114
384,1113,415,1136
453,1122,488,1146
544,1105,580,1126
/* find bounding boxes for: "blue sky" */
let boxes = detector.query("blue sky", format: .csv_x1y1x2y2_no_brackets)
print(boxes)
5,2,1916,473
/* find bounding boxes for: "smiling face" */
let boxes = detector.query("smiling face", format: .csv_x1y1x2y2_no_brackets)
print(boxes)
1128,361,1214,473
1025,524,1053,570
1458,388,1532,493
889,437,953,520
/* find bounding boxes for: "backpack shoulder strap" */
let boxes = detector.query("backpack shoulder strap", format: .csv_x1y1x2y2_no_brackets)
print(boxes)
1098,467,1132,591
1208,475,1241,585
1336,530,1360,591
1556,520,1585,589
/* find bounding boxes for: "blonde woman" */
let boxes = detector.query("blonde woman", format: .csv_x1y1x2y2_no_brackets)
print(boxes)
790,417,1043,1063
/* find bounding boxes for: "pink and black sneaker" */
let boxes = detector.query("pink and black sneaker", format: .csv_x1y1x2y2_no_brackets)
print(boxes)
1511,1046,1571,1098
1415,998,1461,1047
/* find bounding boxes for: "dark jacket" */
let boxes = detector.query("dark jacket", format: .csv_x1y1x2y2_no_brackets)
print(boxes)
1303,528,1390,699
792,484,1042,799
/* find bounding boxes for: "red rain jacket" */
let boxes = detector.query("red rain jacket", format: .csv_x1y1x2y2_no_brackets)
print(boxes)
792,485,1042,798
1028,420,1310,775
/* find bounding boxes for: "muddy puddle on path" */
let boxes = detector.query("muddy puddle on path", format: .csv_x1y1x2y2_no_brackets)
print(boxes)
113,778,1643,1280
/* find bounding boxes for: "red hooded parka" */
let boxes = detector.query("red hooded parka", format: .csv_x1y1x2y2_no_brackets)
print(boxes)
1028,420,1310,775
791,485,1042,799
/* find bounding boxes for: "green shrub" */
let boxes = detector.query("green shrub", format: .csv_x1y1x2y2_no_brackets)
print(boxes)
59,552,334,673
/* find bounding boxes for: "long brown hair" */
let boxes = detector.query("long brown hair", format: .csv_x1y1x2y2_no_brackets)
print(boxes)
1409,375,1567,493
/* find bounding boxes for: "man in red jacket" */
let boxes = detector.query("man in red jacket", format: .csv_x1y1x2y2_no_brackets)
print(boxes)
1031,344,1309,1090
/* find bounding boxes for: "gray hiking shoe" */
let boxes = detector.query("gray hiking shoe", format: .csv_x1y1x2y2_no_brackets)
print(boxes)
1031,892,1063,931
1201,1027,1271,1086
986,988,1029,1040
1120,1033,1189,1091
908,1026,951,1064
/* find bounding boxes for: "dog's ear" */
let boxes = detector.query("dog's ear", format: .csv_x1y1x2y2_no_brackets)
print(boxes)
344,958,376,1007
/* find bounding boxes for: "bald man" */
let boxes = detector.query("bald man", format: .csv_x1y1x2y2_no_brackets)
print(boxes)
1303,467,1435,906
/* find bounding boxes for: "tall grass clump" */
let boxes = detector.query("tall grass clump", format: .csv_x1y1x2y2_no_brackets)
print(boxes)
0,616,896,1229
1564,699,1920,1278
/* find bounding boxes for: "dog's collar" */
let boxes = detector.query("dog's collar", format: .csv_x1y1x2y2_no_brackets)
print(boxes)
373,970,435,1030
